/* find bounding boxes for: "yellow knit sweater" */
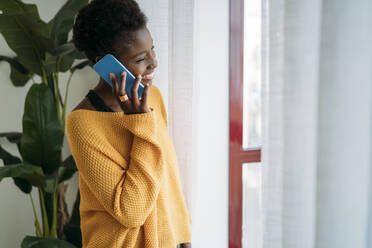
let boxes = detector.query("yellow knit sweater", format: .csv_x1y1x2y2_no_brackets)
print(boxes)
65,85,192,248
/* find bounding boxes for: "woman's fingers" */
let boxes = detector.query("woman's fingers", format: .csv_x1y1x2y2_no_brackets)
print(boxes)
111,72,130,109
131,75,141,106
110,73,118,94
141,83,150,109
110,72,151,114
118,71,127,95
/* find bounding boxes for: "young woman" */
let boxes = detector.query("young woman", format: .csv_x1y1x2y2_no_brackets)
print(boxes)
65,0,192,247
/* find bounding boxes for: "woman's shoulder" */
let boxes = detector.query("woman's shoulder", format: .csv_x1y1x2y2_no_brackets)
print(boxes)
72,95,96,112
66,97,95,128
66,97,106,136
149,84,168,127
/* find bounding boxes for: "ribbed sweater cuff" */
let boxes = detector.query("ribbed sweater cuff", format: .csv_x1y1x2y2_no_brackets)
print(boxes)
120,107,157,139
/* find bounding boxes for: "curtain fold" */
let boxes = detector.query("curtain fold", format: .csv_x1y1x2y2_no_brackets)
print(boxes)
262,0,372,247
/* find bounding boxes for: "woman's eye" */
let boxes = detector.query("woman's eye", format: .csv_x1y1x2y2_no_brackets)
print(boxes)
135,46,154,63
136,58,145,63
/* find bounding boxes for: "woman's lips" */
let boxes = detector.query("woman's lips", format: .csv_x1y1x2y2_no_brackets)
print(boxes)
142,72,154,80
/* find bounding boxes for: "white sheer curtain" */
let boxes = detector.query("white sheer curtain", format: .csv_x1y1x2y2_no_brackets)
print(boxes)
167,0,195,220
141,0,195,219
262,0,372,247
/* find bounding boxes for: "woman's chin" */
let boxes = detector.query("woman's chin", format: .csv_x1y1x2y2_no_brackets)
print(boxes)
141,79,153,86
142,72,154,81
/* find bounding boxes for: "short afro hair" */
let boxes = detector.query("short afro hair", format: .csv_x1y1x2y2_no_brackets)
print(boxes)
72,0,147,63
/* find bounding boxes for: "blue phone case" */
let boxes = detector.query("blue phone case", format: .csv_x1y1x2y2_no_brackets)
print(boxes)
93,54,144,99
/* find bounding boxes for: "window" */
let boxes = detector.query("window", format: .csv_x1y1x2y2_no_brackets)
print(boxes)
229,0,262,247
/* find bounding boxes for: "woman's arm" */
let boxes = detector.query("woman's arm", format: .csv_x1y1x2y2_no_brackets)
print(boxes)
66,109,165,228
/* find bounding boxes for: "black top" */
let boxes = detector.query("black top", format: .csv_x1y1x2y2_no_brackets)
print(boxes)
86,89,114,112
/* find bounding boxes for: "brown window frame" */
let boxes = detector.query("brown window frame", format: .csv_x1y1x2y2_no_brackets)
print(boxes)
228,0,262,247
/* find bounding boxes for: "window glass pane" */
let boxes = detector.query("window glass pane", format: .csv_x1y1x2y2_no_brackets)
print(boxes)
243,0,262,148
242,162,262,248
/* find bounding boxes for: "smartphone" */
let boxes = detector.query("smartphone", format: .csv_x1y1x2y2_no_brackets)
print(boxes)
93,54,144,99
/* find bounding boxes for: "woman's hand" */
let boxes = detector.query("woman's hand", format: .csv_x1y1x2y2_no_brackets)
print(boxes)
110,71,152,114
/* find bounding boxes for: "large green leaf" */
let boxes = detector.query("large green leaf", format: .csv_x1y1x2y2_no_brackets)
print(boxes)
0,132,22,144
43,43,80,73
0,162,45,187
43,52,58,74
0,131,22,156
0,13,53,75
0,0,40,19
0,132,32,192
49,0,89,46
43,52,75,74
68,48,86,60
20,83,64,175
52,42,75,57
56,43,89,73
0,145,21,165
57,155,77,183
10,64,32,87
21,236,76,248
0,55,29,74
0,144,32,193
0,55,32,86
59,54,75,72
71,60,92,72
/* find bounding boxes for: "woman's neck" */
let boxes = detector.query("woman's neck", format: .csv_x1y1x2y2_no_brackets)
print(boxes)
93,78,123,112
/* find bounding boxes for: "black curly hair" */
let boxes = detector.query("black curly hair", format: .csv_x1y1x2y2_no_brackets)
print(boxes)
72,0,148,63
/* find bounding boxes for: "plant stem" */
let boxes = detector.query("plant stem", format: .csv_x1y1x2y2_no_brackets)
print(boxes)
53,73,61,122
49,179,58,238
41,68,48,86
55,57,65,127
62,70,75,130
29,193,42,237
56,56,64,108
38,187,50,237
54,73,63,109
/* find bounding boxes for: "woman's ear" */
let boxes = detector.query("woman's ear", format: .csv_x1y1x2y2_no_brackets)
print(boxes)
95,56,103,63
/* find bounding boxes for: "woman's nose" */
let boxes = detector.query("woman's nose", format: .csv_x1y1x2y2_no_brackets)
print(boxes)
149,58,158,70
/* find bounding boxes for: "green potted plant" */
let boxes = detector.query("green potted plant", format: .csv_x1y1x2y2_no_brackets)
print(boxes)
0,0,91,247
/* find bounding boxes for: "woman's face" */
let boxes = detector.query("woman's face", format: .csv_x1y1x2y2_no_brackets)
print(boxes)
113,27,158,86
